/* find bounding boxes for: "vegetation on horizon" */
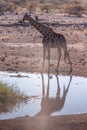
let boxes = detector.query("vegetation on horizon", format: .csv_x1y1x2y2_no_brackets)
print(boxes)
0,0,87,16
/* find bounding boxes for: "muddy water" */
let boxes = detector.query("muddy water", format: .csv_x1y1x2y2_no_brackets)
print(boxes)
0,71,87,120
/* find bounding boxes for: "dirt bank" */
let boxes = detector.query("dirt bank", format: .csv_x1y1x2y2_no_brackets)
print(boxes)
0,13,87,130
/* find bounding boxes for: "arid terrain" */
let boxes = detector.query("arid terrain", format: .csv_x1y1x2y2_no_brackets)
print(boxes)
0,12,87,129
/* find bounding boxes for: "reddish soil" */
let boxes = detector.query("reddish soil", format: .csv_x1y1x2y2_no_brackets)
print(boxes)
0,13,87,130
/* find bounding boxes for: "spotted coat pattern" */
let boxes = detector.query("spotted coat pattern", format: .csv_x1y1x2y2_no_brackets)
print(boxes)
23,14,72,73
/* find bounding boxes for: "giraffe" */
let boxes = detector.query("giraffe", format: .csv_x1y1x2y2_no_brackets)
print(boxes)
23,13,72,73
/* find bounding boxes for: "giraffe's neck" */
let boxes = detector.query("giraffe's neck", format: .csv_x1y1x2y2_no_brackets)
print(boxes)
28,17,53,36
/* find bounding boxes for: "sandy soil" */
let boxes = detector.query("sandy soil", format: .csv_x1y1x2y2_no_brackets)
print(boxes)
0,13,87,129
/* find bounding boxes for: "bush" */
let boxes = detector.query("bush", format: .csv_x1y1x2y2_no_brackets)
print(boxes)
40,4,50,13
0,2,16,13
65,1,86,17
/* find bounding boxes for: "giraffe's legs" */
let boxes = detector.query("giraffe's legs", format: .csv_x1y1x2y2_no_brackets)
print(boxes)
42,46,51,73
65,51,72,73
42,46,46,69
47,47,50,73
56,47,61,73
63,44,72,73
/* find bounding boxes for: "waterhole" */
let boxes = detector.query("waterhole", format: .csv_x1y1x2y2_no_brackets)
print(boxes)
0,71,87,120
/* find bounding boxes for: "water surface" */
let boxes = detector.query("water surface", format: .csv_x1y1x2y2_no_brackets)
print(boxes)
0,71,87,120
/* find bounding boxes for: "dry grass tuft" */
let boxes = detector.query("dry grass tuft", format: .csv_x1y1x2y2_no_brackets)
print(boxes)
0,82,29,113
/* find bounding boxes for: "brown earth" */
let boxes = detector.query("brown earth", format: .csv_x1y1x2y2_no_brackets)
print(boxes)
0,13,87,130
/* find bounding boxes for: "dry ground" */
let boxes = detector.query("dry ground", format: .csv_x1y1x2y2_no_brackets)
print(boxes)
0,13,87,130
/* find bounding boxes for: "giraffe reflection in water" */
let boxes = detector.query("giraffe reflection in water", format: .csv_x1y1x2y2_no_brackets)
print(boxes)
36,73,72,116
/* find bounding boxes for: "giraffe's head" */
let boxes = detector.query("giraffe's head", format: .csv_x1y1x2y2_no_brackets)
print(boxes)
35,15,39,21
23,13,30,21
